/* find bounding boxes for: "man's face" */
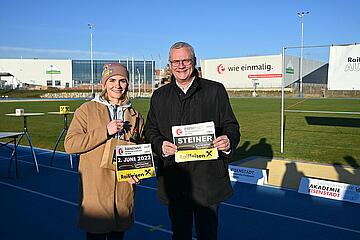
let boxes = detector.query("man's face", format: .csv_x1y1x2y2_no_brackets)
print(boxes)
103,75,128,103
169,47,195,82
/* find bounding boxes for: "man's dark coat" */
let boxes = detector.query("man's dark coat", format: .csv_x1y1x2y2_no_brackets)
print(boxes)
145,72,240,206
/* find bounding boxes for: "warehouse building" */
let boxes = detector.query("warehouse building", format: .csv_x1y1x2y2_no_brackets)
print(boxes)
0,58,155,89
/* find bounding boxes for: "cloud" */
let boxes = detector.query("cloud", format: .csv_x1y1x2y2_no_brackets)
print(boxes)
0,46,120,58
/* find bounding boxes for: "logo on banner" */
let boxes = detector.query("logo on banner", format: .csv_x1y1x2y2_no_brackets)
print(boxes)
217,64,226,74
175,128,183,136
345,57,360,72
46,65,61,74
286,61,294,74
117,147,124,155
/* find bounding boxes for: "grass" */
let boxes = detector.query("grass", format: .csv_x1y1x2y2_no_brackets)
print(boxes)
0,100,85,150
0,97,359,167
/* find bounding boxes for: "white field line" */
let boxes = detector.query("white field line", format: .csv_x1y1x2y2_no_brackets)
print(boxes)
285,110,360,115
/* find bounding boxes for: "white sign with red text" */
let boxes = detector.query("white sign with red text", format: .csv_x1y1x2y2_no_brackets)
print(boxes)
298,177,360,204
172,121,218,163
200,55,283,89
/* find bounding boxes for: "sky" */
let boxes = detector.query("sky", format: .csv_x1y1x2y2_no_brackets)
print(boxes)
1,0,359,68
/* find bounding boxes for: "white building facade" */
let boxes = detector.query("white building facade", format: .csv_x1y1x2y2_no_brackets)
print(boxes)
0,58,155,90
0,59,72,89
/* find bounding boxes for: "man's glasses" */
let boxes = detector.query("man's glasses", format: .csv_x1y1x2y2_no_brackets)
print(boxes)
169,58,193,67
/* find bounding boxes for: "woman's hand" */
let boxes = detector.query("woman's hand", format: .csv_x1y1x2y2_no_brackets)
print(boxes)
127,175,141,185
107,119,124,135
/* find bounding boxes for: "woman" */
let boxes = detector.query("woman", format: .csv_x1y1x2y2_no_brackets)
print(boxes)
65,63,144,240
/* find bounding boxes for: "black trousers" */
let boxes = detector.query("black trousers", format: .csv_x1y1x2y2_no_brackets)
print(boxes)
168,201,219,240
86,231,124,240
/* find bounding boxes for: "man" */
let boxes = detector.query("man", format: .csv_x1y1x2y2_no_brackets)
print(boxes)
144,42,240,240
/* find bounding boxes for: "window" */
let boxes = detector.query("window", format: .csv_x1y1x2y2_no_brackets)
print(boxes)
47,80,52,86
55,80,61,86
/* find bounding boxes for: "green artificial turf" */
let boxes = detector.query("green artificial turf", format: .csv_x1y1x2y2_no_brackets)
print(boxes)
1,97,359,167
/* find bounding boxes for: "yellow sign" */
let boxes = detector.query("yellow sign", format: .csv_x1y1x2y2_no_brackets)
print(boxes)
175,148,218,163
116,167,156,182
59,106,70,114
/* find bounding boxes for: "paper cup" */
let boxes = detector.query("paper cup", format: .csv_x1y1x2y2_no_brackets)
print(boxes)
15,108,24,116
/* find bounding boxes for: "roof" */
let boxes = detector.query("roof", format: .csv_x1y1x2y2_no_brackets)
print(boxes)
0,72,14,77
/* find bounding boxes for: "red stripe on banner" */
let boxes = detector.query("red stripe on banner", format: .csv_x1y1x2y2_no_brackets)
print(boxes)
248,74,283,78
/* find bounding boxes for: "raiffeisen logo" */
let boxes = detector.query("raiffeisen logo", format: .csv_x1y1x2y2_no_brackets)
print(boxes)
217,64,226,74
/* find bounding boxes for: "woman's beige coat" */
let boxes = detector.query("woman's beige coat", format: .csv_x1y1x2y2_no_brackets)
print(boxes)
64,101,144,233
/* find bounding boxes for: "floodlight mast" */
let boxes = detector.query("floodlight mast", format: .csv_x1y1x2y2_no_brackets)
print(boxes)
297,11,309,98
88,23,95,98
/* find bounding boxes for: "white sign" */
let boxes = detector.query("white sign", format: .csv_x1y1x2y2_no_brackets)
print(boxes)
172,121,218,163
201,55,283,89
298,177,360,204
15,108,24,116
328,44,360,90
228,165,268,185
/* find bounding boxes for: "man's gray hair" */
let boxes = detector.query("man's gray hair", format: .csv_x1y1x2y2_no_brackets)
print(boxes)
169,41,196,60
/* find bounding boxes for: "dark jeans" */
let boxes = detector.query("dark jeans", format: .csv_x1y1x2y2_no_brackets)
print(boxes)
168,201,219,240
86,231,124,240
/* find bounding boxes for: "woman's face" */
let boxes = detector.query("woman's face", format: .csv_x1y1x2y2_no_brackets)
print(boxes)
104,75,128,104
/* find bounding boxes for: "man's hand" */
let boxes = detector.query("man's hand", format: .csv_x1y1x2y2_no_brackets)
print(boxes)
162,140,177,157
213,135,230,152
